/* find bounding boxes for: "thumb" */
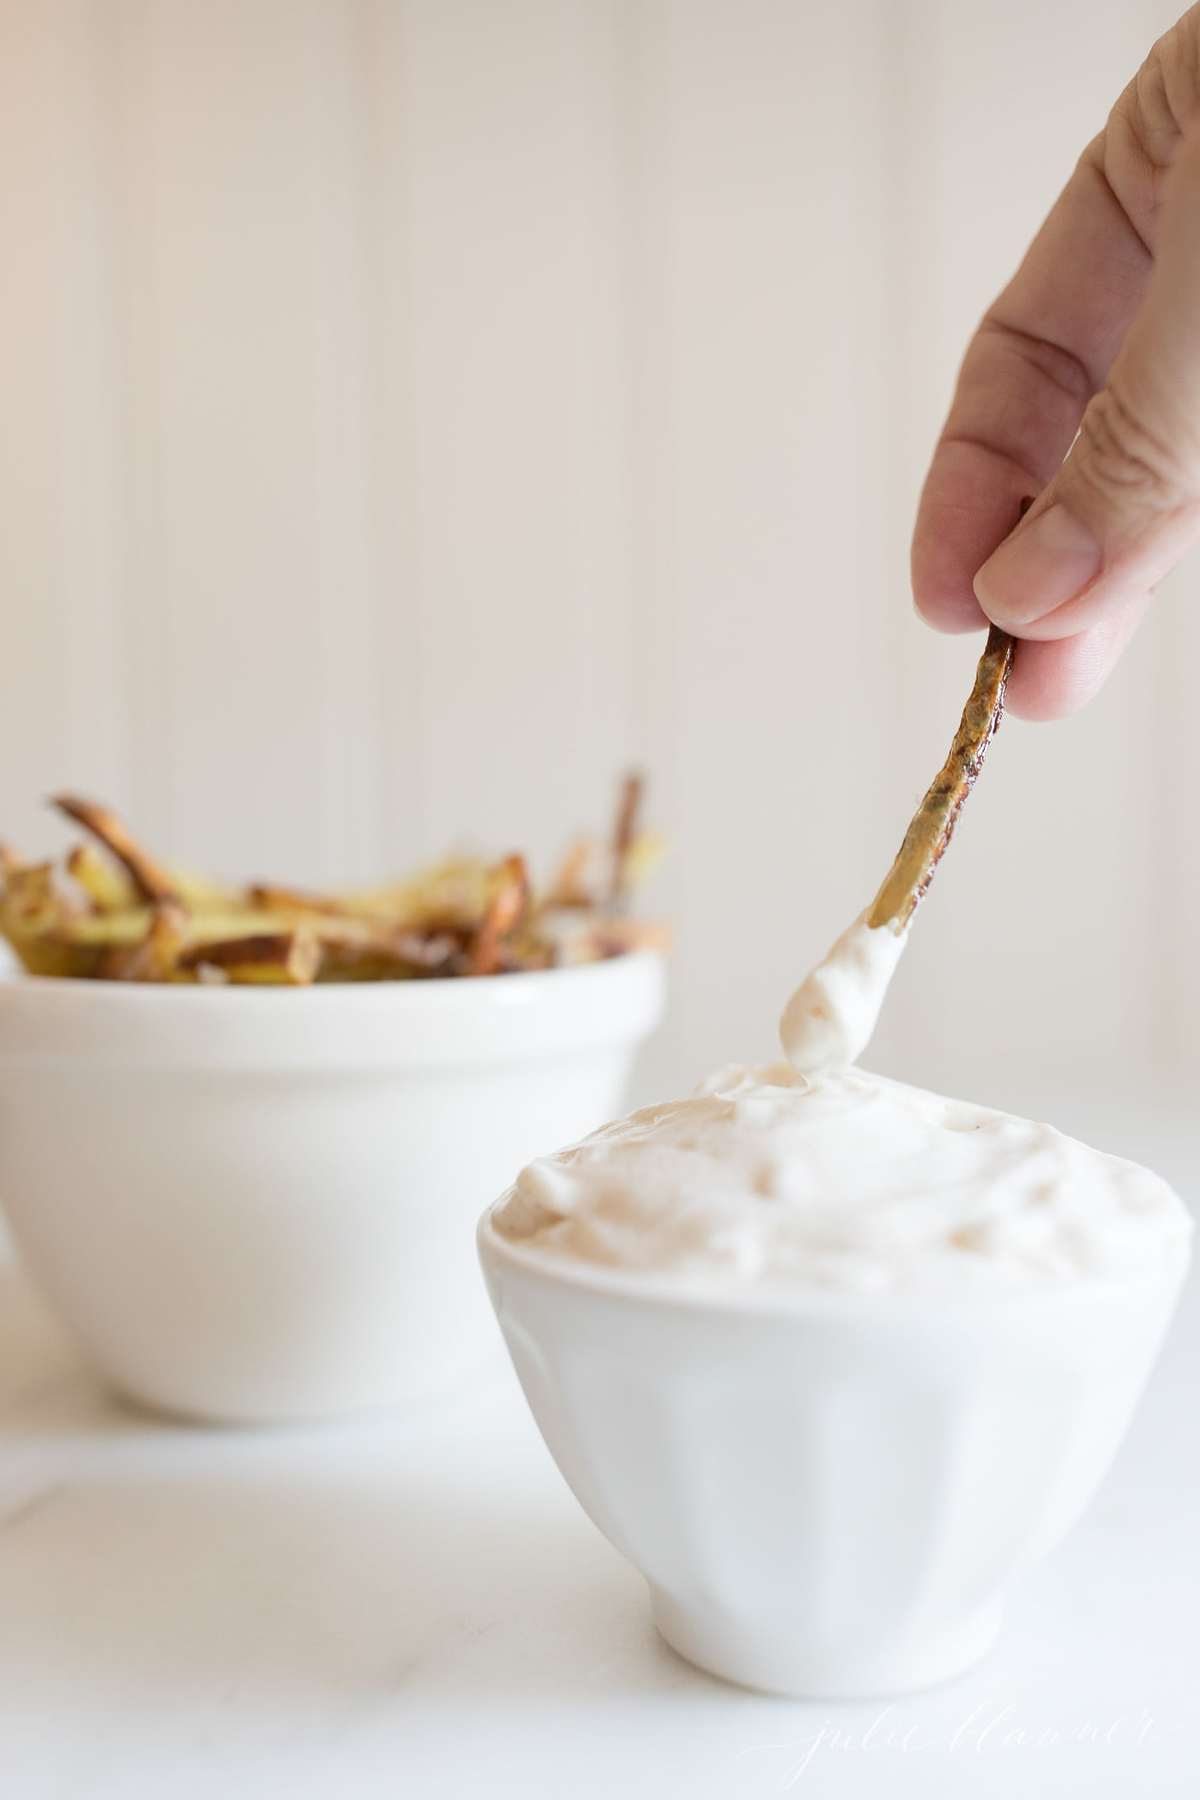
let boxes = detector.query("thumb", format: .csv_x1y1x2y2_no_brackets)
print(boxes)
975,134,1200,641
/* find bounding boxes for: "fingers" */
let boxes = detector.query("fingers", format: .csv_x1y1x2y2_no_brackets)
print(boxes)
913,134,1152,636
910,344,1086,634
974,132,1200,642
913,11,1200,717
1004,593,1150,721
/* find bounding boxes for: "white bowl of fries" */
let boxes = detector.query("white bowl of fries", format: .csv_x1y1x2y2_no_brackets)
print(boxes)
0,785,665,1424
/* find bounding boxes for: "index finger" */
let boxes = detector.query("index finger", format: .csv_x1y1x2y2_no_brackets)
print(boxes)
912,112,1158,634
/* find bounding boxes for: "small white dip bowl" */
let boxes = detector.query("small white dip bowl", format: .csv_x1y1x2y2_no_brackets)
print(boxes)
478,1213,1188,1697
0,953,664,1424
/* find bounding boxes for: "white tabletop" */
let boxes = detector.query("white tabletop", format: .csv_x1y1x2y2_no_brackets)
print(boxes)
0,1225,1197,1800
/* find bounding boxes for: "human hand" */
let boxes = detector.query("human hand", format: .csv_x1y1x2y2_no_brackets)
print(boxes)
912,6,1200,719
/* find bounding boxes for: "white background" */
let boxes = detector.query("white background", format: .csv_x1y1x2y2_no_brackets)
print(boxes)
2,0,1197,1105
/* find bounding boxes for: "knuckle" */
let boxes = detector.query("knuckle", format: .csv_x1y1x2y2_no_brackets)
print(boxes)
975,314,1095,413
1071,384,1186,512
1117,21,1200,174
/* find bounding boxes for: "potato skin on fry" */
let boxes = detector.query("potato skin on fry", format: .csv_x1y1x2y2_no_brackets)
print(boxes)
52,795,178,905
178,930,322,986
547,839,595,910
247,884,349,917
316,930,461,981
468,854,530,976
867,626,1013,931
7,938,111,979
609,770,644,911
98,903,189,981
3,778,664,984
67,843,137,913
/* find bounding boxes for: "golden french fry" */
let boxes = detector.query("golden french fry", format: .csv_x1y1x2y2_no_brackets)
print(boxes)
97,902,189,981
3,778,664,983
1,862,61,930
399,860,494,932
5,938,109,978
545,913,670,966
592,919,670,957
468,855,529,975
867,625,1014,932
178,928,322,986
177,907,291,944
316,928,461,982
305,860,491,936
54,907,285,952
623,830,665,889
59,908,154,948
67,843,137,913
266,906,462,979
247,883,349,918
609,770,644,911
546,838,595,909
52,795,179,905
0,864,99,976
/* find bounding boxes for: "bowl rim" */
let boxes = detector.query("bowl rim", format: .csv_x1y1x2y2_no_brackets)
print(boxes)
477,1202,1193,1321
0,950,667,1069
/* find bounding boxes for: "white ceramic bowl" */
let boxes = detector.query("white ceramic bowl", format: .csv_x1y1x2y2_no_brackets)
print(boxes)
478,1215,1189,1697
0,953,664,1423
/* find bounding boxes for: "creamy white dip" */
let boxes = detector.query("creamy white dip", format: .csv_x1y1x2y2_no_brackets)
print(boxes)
779,913,907,1076
493,915,1192,1292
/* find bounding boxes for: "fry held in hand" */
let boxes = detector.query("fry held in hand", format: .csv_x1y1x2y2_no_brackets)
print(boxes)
867,625,1014,933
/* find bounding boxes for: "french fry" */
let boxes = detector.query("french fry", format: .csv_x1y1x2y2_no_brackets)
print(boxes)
247,883,349,918
61,911,154,950
609,770,644,911
623,829,666,890
590,919,671,958
67,843,137,913
3,774,664,983
97,902,189,981
0,864,106,977
546,839,595,909
392,859,495,933
867,625,1014,932
52,795,178,906
468,855,530,976
1,862,61,932
179,929,322,986
303,860,495,936
5,938,108,979
544,912,670,966
177,907,288,944
276,908,465,980
316,929,461,982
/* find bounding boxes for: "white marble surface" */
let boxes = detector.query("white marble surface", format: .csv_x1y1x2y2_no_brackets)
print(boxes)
0,1226,1196,1800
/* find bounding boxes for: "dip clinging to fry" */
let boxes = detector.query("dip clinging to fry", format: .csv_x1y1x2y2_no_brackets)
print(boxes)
0,779,665,985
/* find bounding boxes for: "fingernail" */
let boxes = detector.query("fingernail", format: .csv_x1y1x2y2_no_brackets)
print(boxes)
973,503,1102,625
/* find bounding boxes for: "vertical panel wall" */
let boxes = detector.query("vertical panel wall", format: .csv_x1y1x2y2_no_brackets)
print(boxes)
0,0,1193,1100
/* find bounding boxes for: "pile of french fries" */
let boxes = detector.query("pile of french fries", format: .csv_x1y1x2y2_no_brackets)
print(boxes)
0,778,665,986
